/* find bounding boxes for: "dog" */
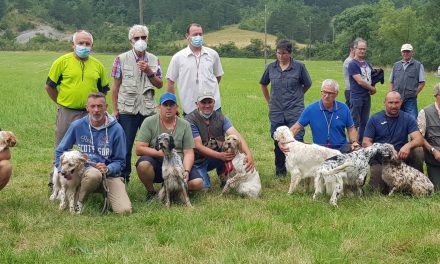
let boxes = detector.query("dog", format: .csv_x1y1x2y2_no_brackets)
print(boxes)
273,126,341,194
0,130,17,152
50,150,88,214
314,143,389,206
221,134,261,198
379,143,434,197
156,133,192,208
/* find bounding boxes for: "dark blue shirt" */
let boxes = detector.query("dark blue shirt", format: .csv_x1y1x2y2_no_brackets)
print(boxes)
259,59,312,123
364,110,418,151
348,59,372,99
298,100,354,150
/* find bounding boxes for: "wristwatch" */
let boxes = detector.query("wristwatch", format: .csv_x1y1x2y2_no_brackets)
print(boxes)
431,147,436,154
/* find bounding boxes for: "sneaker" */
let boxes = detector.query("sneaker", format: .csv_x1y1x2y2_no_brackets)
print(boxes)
146,190,157,201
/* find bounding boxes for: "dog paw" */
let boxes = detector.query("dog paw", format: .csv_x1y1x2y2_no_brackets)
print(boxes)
75,202,83,214
49,194,56,201
59,203,66,210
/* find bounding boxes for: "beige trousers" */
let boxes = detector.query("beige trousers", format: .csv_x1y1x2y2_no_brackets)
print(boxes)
80,167,132,214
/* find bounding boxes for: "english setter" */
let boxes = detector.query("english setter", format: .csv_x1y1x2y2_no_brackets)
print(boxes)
273,126,340,194
380,143,434,197
157,133,192,208
221,134,261,198
314,143,389,206
0,130,17,152
50,150,88,214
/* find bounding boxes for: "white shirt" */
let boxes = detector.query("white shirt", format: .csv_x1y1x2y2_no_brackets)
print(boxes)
166,46,224,114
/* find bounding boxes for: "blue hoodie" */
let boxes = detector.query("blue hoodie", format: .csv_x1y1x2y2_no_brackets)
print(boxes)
55,113,127,177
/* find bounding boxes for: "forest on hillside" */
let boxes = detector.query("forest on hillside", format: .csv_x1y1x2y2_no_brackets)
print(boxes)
0,0,439,69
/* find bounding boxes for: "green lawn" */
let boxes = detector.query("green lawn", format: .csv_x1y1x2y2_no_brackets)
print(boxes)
1,51,440,263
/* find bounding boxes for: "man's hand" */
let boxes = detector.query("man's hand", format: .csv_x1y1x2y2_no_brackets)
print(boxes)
351,141,361,151
112,109,120,118
369,86,377,95
137,61,153,75
95,163,108,174
433,149,440,162
183,170,189,182
245,155,255,172
218,152,235,161
398,143,411,160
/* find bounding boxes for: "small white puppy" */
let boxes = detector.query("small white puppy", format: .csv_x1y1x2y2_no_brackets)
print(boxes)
50,150,88,214
221,135,261,198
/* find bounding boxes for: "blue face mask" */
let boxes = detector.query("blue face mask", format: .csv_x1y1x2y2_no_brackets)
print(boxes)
199,110,212,119
191,35,204,48
75,45,91,58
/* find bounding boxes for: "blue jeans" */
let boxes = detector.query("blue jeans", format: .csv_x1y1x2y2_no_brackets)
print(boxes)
270,119,304,175
118,113,147,182
350,96,371,142
193,158,225,189
401,97,418,120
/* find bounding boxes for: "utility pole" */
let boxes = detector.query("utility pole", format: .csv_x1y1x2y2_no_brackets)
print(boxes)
139,0,143,24
264,4,267,65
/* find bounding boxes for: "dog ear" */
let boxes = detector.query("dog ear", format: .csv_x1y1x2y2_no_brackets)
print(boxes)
80,153,88,163
169,135,175,150
60,154,65,164
155,137,160,151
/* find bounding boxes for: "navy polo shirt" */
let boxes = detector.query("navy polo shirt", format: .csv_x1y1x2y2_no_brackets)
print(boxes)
259,59,312,123
298,100,354,150
364,110,418,151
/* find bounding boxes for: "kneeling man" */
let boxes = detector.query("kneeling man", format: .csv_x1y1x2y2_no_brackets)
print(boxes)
185,90,255,190
55,92,131,214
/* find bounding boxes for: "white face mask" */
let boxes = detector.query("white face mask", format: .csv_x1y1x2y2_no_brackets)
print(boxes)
133,39,147,52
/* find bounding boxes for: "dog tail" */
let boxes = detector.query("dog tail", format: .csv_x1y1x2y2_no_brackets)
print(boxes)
320,161,353,176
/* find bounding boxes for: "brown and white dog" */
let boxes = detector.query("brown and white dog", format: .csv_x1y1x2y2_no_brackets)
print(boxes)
221,134,261,198
50,150,88,214
380,143,434,197
157,133,192,208
0,131,17,152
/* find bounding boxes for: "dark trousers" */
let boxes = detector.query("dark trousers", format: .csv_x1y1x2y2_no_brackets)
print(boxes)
118,113,147,182
350,96,371,142
344,89,351,108
271,119,304,175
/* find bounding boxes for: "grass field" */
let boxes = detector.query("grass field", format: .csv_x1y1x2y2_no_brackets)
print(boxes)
1,51,440,263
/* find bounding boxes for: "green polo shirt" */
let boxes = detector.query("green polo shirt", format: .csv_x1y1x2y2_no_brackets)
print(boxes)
46,52,109,109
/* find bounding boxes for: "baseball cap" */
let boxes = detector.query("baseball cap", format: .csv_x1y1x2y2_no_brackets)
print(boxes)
197,90,215,102
159,92,177,105
401,43,413,51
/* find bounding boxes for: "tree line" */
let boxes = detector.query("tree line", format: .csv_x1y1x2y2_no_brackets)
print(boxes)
0,0,439,70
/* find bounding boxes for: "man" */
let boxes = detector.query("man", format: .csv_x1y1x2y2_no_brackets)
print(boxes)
286,79,359,153
185,90,255,190
348,37,377,142
417,83,440,189
111,24,163,183
45,30,110,189
55,93,131,214
363,91,423,194
135,92,203,200
260,39,312,178
166,23,224,115
390,43,425,119
343,41,355,106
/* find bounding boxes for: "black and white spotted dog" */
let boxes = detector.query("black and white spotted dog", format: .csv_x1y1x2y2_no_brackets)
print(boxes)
379,143,434,197
314,143,388,206
156,133,192,208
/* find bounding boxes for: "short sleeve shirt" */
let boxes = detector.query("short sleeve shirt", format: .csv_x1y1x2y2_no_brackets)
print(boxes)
298,100,354,150
259,59,312,123
364,111,418,151
46,53,109,109
136,114,194,158
348,59,372,100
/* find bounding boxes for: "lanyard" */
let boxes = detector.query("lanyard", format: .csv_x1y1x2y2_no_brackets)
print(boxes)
322,110,334,148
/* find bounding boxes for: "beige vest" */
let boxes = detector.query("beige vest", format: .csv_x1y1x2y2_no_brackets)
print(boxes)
117,50,158,116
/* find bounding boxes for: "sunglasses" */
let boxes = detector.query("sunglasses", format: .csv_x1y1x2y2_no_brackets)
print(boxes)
133,36,147,41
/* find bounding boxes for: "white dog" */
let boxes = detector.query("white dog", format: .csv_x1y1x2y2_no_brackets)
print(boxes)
221,134,261,198
50,150,88,214
273,126,340,194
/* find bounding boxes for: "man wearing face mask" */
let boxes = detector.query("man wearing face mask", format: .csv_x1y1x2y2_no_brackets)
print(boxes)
185,90,255,190
166,23,224,115
111,25,163,183
45,30,110,191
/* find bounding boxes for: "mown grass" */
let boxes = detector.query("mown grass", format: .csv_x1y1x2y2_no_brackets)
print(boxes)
1,51,440,263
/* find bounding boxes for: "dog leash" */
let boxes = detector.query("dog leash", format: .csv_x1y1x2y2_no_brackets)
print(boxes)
86,160,110,214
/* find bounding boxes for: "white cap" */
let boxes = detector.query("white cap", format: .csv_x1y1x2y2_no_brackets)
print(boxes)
197,90,215,102
401,43,413,51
